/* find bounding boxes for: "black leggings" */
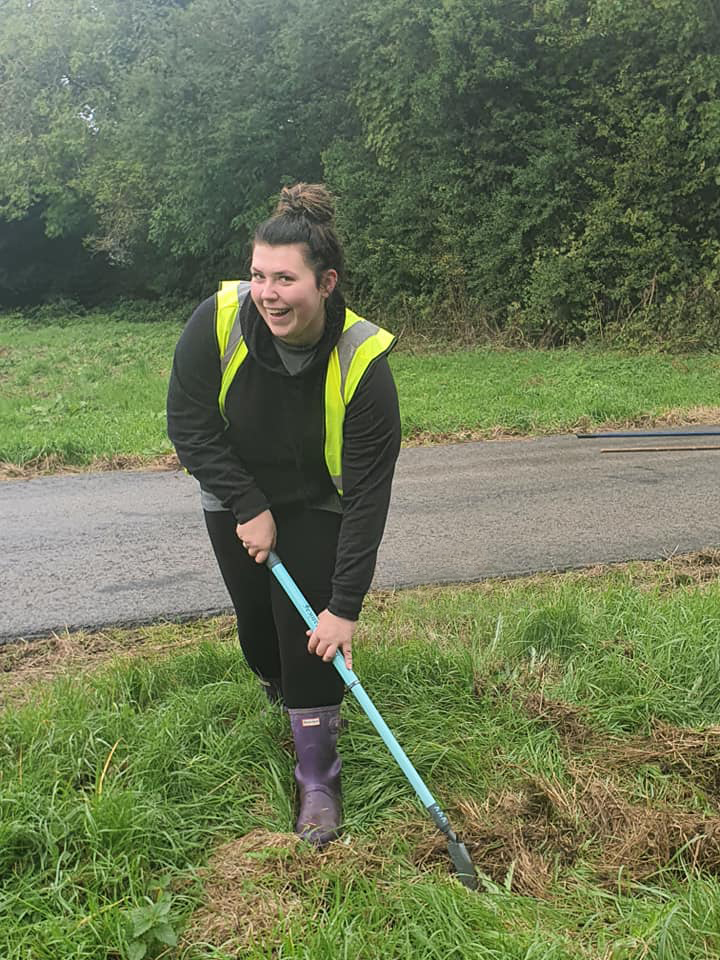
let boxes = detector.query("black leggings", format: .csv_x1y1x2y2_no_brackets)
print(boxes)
203,508,345,708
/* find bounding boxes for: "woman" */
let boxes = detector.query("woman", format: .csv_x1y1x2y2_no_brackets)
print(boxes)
167,183,401,847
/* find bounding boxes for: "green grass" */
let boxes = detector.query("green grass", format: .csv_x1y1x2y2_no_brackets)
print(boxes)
393,349,720,438
0,314,176,466
3,563,720,957
1,310,719,467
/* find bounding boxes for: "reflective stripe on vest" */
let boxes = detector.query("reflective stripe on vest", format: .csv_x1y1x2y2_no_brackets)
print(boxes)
214,279,395,496
216,280,251,416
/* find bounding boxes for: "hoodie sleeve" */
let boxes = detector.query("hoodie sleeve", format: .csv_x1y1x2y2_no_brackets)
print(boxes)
328,354,401,620
166,296,270,522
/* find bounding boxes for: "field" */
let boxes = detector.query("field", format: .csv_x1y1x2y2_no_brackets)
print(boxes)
3,557,720,958
1,310,720,472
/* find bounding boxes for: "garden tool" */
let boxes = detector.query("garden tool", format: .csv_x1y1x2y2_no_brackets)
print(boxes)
266,551,478,891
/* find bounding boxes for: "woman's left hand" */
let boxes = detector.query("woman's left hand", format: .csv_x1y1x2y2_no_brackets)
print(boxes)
307,610,355,669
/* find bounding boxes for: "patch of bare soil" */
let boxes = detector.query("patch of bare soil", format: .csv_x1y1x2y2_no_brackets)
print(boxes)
0,616,236,709
413,701,720,898
414,786,578,899
0,452,180,481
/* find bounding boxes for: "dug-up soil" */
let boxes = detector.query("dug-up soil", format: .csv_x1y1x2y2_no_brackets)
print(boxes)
415,716,720,900
523,692,720,796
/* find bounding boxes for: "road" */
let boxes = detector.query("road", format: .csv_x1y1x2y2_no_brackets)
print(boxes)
2,432,718,641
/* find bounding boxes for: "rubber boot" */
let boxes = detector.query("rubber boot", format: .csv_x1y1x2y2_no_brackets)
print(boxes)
258,676,285,710
288,705,342,847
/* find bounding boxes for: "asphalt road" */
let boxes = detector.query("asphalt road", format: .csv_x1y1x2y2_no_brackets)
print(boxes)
2,432,718,642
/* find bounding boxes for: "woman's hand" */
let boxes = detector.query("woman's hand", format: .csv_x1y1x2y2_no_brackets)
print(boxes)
307,609,355,669
236,510,277,564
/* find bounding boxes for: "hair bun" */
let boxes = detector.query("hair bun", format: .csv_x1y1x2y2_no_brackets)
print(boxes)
276,183,334,224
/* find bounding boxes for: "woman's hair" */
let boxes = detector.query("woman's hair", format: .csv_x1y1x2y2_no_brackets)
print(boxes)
254,183,345,285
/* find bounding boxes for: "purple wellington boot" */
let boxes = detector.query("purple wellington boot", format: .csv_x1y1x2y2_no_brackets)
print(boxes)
288,705,342,847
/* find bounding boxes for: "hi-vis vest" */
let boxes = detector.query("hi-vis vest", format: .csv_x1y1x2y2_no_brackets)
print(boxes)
215,280,395,496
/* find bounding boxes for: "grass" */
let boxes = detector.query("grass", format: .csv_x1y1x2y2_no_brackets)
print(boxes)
1,310,719,470
0,314,175,468
393,350,720,440
3,556,720,958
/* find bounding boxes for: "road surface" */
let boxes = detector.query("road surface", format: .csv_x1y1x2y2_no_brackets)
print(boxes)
2,433,718,641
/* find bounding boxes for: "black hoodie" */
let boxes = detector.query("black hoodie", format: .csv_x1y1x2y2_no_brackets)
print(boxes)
166,288,401,619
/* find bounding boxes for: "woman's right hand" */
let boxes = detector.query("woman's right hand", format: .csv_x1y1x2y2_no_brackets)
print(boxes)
236,510,277,564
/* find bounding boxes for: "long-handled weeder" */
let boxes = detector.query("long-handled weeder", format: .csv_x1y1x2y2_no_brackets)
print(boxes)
266,551,478,891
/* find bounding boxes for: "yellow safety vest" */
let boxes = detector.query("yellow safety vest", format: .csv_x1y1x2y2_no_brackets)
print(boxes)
215,280,395,496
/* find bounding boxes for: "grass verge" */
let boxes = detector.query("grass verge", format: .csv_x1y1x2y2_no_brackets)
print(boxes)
1,311,719,474
3,555,720,957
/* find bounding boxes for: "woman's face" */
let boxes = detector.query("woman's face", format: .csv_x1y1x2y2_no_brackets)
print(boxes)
250,243,337,346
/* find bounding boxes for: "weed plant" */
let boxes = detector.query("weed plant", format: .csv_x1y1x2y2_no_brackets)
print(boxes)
3,566,720,957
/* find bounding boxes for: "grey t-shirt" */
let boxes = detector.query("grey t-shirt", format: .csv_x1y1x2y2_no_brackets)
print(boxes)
200,335,342,514
272,335,318,375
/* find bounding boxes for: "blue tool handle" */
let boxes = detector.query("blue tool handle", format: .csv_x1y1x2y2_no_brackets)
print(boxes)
266,550,438,812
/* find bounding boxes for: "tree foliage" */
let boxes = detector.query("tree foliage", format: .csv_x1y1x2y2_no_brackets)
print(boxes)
1,0,720,343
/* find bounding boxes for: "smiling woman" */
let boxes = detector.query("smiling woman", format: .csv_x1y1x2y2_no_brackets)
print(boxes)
250,243,335,346
166,183,401,850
